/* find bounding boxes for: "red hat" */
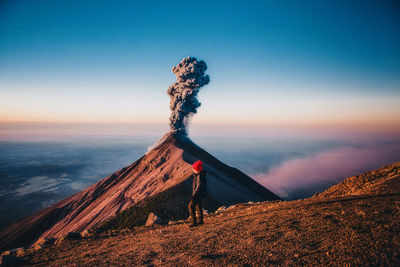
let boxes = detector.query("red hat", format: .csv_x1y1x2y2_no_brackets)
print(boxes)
192,160,203,172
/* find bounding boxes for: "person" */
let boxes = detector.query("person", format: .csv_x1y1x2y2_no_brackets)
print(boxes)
188,160,207,227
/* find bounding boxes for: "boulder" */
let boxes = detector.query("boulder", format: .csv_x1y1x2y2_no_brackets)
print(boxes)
34,237,56,248
34,243,43,251
145,212,162,226
215,206,227,213
15,249,25,257
1,250,10,256
56,232,82,244
34,238,46,246
81,230,91,238
1,247,24,257
0,248,26,265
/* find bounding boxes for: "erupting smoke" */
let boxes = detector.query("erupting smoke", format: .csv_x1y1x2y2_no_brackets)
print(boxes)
167,57,210,135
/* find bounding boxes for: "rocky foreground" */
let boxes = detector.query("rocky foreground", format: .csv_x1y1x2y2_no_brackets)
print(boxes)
2,162,399,266
2,192,398,266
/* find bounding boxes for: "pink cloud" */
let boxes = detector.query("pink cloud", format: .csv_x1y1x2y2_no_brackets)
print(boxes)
254,144,400,199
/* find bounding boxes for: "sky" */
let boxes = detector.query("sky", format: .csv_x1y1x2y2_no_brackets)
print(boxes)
0,0,399,137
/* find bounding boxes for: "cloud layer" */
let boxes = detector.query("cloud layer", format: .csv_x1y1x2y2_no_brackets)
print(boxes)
255,144,400,199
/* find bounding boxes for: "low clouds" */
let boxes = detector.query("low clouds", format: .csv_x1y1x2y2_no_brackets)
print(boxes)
0,135,399,231
15,176,70,196
255,144,400,199
0,138,153,231
69,181,90,190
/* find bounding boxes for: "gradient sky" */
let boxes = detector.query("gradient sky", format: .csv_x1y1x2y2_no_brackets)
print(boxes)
1,0,399,136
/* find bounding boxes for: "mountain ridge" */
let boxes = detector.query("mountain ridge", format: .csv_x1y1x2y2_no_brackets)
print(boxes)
0,132,279,251
317,161,400,198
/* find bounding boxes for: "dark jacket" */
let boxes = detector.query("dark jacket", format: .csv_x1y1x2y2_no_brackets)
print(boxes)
192,170,207,198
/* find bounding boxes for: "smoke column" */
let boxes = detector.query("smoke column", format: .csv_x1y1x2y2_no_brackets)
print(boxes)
167,57,210,135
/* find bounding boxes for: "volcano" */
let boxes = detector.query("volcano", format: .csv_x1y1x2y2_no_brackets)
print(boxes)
0,132,279,251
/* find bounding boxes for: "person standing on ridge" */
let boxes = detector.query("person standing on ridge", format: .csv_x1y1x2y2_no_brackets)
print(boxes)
188,160,207,227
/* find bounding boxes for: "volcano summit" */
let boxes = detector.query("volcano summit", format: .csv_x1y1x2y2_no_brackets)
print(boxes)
0,58,279,251
0,132,279,250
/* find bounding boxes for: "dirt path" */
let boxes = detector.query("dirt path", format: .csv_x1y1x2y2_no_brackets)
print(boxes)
25,194,400,266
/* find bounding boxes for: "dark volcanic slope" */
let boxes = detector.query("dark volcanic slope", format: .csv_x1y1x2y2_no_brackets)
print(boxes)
319,161,400,198
0,132,279,251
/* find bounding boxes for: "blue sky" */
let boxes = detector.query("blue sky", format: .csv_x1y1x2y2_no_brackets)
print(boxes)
0,0,399,135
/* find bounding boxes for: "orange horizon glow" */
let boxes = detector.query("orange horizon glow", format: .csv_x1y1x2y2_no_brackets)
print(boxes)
1,120,400,141
1,114,399,134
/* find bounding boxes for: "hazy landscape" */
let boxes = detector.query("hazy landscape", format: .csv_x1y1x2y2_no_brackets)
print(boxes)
1,133,399,232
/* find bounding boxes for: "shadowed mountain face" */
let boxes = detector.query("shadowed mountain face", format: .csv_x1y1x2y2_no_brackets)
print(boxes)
0,132,279,251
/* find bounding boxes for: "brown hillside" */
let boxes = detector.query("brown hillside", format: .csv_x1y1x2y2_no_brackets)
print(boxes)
318,161,400,198
22,193,400,266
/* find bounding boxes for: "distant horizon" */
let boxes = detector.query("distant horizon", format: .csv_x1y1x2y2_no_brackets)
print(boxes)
1,124,399,231
1,121,400,143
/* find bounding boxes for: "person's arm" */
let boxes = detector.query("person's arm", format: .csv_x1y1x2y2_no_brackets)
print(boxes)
201,171,207,195
192,174,202,197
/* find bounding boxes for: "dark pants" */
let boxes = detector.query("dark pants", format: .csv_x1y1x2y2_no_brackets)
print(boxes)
188,196,203,223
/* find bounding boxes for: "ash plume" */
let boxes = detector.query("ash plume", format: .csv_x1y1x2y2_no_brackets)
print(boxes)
167,57,210,135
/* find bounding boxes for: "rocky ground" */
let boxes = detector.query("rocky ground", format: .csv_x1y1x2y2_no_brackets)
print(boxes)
6,192,399,266
319,161,400,198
